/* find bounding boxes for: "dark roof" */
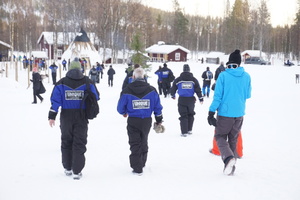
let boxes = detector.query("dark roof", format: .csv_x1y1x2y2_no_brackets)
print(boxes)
74,28,90,42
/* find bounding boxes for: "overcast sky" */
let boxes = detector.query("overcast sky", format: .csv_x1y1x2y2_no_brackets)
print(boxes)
142,0,298,27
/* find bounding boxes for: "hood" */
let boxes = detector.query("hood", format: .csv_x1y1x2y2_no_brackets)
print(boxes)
66,69,84,80
127,80,150,98
225,66,245,77
179,72,194,80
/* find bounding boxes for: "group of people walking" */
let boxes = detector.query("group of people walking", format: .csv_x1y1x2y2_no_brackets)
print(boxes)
40,49,251,180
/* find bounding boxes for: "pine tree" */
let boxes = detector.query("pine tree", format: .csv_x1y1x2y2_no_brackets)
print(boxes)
130,32,149,70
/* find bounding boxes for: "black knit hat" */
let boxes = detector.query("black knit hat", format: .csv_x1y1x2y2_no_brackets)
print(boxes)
226,49,241,66
183,64,190,72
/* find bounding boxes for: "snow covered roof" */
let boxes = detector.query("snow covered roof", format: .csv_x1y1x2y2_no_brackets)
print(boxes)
74,29,90,42
146,43,190,54
37,31,100,45
99,48,131,60
241,50,267,58
206,51,225,58
61,29,101,65
0,40,12,48
29,51,48,59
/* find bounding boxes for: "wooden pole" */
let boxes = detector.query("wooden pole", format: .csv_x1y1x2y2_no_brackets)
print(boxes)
15,61,18,82
6,63,8,78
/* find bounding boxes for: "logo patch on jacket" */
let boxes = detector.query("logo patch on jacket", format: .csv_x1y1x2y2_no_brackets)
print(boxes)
132,99,150,109
182,82,193,89
65,90,84,100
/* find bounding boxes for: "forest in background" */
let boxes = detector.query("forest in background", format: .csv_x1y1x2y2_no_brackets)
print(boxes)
1,0,300,61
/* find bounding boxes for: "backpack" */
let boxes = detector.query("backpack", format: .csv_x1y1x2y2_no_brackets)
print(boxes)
168,72,175,82
81,77,99,120
206,71,213,80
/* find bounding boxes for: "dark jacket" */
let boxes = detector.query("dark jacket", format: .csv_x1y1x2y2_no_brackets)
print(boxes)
107,68,116,79
117,79,162,119
32,72,42,92
170,72,203,100
215,64,225,80
48,69,100,120
161,66,174,82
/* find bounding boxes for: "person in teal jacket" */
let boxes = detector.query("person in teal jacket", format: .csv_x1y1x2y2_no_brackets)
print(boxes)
207,49,251,176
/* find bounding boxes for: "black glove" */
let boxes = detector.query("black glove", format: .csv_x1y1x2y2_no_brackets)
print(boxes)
155,115,163,124
48,110,57,120
207,111,217,126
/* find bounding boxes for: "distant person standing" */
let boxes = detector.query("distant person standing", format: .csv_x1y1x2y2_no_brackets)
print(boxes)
62,59,67,71
31,67,45,104
201,67,213,97
170,64,203,137
107,65,116,87
161,63,175,98
117,67,163,175
207,49,251,175
296,74,299,84
49,62,58,85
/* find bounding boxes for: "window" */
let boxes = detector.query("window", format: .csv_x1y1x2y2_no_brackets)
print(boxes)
57,49,62,57
175,52,180,61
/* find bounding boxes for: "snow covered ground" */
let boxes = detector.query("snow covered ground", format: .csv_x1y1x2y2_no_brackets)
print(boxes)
0,60,300,200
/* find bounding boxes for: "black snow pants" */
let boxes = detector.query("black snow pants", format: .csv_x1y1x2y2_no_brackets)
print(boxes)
178,96,196,134
60,110,88,174
127,117,152,173
162,79,171,97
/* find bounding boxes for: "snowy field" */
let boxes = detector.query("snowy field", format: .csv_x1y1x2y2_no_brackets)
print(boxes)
0,59,300,200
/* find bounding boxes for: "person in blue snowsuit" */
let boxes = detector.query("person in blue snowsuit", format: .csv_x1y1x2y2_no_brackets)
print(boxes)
170,64,203,137
49,62,58,85
117,67,163,175
161,63,174,98
154,66,163,95
48,58,100,180
207,49,251,175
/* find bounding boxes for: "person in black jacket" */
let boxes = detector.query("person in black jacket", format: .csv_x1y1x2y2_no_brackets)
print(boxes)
48,58,100,180
117,67,163,175
107,65,116,87
212,62,225,91
215,62,225,81
161,63,174,98
170,64,204,137
31,67,44,104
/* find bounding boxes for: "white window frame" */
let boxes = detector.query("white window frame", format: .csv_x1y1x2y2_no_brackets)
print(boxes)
175,52,180,61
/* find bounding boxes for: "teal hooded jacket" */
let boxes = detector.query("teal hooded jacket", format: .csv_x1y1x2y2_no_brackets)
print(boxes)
209,66,251,117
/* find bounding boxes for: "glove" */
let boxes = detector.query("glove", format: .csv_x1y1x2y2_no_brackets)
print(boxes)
155,115,163,124
199,97,204,103
153,122,165,133
123,113,128,118
207,111,217,126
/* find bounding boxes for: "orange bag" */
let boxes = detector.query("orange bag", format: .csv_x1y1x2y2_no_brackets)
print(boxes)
210,131,243,158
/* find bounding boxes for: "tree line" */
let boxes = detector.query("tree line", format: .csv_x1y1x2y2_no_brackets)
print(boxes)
1,0,300,62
